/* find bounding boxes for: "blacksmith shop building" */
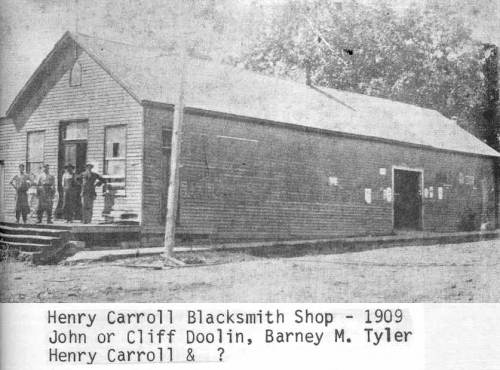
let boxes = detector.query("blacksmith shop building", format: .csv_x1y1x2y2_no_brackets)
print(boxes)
0,31,498,241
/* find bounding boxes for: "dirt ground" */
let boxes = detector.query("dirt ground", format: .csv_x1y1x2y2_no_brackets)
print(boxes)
1,239,499,302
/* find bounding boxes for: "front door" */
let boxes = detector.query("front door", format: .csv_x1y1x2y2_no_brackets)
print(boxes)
394,169,422,230
63,142,88,175
56,121,88,219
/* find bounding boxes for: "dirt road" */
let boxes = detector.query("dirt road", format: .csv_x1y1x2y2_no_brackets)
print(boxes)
1,239,499,302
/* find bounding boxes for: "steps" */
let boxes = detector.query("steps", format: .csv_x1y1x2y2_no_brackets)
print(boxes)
0,222,72,264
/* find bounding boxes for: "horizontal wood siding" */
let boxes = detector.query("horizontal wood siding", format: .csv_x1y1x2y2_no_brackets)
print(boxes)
0,43,143,222
142,106,173,226
174,112,496,240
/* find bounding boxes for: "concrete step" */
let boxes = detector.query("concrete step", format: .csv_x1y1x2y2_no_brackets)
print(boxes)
0,224,67,237
0,221,74,264
0,232,59,245
0,240,48,252
0,221,71,231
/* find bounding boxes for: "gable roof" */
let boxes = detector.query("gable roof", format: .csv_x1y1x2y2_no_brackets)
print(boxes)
8,31,500,157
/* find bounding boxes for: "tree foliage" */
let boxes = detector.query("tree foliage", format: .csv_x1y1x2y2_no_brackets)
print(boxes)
235,0,497,143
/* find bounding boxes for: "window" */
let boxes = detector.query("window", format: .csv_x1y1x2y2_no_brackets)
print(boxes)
162,129,173,149
104,125,126,196
26,131,45,175
64,121,88,140
69,62,82,87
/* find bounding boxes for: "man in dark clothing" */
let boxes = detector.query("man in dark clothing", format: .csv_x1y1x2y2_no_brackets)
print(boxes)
62,164,79,222
37,164,56,224
9,164,31,223
79,163,105,224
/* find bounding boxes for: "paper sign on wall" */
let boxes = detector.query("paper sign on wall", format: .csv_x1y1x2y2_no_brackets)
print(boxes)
424,188,429,198
379,168,386,176
328,176,338,186
365,188,372,204
385,187,392,202
429,186,434,198
438,187,443,200
458,172,464,184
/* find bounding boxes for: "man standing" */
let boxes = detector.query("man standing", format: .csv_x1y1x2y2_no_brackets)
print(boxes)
79,163,105,224
62,164,79,223
37,164,56,224
9,164,31,224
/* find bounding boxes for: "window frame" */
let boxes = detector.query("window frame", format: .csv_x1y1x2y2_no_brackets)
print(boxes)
63,120,89,142
69,61,82,87
26,130,45,175
103,124,127,197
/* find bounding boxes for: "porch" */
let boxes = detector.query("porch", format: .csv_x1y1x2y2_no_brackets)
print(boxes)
0,216,207,254
0,218,141,255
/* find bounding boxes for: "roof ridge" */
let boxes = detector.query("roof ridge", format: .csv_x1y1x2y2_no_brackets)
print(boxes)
70,32,338,96
72,31,168,52
69,32,453,118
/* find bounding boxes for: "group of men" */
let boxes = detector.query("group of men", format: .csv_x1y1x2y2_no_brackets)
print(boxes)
9,163,105,224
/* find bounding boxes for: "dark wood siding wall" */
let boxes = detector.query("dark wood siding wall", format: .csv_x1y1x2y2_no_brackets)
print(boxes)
161,111,495,240
142,105,173,228
0,44,143,222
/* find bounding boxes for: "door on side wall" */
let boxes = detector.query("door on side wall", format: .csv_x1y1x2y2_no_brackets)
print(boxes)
0,161,4,220
393,169,422,230
56,121,88,219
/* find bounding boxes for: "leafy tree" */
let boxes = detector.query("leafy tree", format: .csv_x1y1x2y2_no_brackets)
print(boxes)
234,0,498,144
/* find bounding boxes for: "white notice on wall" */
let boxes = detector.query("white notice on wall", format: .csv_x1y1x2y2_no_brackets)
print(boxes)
429,186,434,198
365,188,372,204
386,187,392,202
438,187,443,200
424,188,429,198
328,176,338,186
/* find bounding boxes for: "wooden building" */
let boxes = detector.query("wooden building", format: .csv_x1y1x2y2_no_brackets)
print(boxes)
0,32,499,242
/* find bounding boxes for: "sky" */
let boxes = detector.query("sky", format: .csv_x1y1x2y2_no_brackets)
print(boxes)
1,0,499,116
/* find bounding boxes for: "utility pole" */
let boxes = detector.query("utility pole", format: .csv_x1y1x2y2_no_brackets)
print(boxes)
163,6,188,266
75,0,79,33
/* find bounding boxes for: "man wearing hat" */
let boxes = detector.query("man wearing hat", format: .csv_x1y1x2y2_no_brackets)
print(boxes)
36,164,56,224
62,163,79,222
78,163,105,224
9,163,31,223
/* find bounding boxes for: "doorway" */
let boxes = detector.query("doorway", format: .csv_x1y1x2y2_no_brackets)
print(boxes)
56,121,88,219
393,168,422,230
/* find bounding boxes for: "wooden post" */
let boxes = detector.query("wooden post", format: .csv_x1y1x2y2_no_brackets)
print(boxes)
163,46,187,265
